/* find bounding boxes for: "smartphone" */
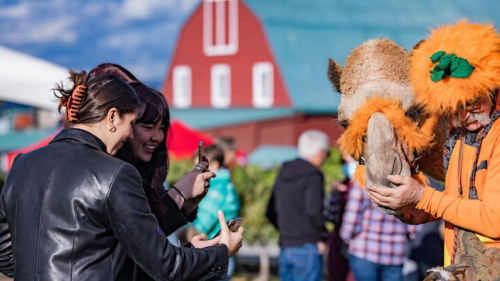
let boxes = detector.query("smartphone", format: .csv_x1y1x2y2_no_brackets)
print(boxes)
198,141,204,164
212,217,242,239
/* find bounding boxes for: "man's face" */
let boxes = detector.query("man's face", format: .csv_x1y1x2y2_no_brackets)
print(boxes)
458,97,493,131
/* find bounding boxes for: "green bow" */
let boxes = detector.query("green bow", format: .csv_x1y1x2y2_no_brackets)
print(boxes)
429,51,475,82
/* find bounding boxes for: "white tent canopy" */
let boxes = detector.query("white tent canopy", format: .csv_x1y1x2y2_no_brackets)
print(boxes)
0,45,68,112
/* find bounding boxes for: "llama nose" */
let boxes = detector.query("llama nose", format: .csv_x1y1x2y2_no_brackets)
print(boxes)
391,155,403,177
387,155,403,188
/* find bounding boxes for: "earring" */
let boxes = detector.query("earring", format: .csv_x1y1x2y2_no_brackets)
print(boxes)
109,125,115,132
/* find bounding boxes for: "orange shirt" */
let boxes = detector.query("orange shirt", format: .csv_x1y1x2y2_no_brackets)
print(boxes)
416,121,500,265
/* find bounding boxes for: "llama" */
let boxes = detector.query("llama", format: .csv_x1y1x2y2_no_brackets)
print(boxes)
327,38,448,215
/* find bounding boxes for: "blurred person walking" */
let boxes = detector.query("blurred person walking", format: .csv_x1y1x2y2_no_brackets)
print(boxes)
340,183,421,281
266,130,330,281
324,155,357,281
192,144,241,281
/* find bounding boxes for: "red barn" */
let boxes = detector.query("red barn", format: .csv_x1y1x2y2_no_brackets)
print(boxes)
162,0,346,164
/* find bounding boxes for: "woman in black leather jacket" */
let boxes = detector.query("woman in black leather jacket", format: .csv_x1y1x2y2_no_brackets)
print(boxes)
0,69,243,280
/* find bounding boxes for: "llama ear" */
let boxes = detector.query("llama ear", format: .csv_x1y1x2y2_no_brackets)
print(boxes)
328,58,343,94
444,263,469,275
410,39,426,56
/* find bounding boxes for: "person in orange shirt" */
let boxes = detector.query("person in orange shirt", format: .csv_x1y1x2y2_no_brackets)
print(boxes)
366,20,500,267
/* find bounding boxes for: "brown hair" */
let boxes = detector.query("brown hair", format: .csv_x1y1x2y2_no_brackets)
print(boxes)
204,144,224,166
53,69,140,124
87,63,139,83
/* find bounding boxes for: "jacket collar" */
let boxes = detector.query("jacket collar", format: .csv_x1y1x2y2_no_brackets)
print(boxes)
50,128,107,153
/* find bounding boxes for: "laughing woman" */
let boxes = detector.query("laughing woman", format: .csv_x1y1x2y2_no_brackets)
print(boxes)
87,63,210,237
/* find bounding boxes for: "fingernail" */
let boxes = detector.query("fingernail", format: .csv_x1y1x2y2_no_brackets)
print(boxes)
218,210,222,216
213,172,217,177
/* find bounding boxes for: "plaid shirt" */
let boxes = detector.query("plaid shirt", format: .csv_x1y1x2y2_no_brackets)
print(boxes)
340,184,421,266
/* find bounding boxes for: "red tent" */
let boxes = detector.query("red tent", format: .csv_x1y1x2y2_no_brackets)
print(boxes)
6,128,62,171
167,119,214,159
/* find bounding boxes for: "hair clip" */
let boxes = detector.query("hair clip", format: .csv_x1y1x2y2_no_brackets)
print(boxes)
66,85,87,122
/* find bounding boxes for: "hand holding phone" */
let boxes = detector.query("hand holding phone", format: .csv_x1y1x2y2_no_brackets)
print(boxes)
216,211,244,258
212,217,242,239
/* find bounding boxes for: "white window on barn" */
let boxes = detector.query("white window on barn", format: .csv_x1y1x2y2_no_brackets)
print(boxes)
211,64,231,108
173,65,192,108
203,0,238,56
252,62,274,108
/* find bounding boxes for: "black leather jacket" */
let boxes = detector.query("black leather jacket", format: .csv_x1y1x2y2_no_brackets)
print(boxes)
0,129,228,280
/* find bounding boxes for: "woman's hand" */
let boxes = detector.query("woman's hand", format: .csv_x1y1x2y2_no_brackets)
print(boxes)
169,157,216,211
174,159,215,199
190,233,220,248
217,211,244,258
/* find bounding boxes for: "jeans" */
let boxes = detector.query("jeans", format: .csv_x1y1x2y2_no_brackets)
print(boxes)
279,243,323,281
349,254,403,281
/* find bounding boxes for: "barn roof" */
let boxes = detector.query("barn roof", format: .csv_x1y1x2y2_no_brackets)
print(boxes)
243,0,500,113
170,108,296,129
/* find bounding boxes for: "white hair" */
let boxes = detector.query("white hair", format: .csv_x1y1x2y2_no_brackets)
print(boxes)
298,130,330,158
452,111,492,128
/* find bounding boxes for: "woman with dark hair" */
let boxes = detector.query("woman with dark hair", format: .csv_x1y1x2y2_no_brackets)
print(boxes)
0,68,243,280
117,82,207,237
117,82,223,280
87,62,139,83
89,63,210,235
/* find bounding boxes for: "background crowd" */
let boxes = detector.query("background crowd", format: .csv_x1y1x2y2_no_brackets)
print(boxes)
3,1,489,280
164,129,445,281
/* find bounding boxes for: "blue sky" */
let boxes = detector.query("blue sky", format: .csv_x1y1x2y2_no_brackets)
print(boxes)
0,0,201,88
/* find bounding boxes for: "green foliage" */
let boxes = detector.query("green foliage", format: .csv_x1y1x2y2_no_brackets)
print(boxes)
321,148,345,191
232,165,279,245
166,160,193,187
167,148,345,246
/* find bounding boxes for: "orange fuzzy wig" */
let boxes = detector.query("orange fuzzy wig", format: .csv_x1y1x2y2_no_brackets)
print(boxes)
410,20,500,115
338,95,436,188
338,95,435,160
